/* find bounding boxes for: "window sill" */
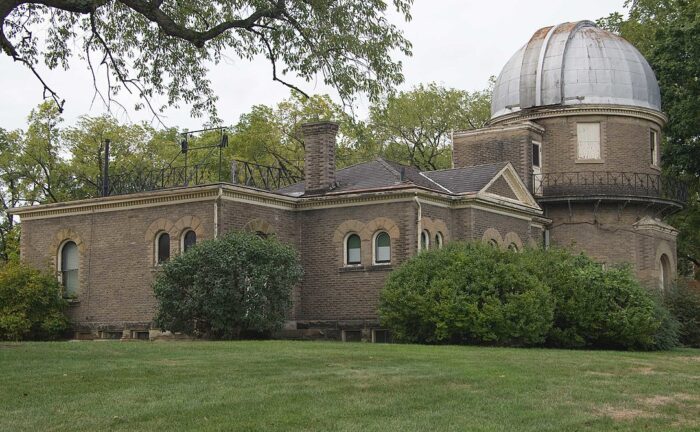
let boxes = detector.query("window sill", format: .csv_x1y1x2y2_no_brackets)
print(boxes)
64,298,80,306
369,264,393,272
649,164,661,172
574,159,604,164
339,265,365,273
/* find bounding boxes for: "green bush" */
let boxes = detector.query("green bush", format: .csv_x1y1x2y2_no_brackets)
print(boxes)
379,243,554,346
153,231,303,339
666,281,700,347
379,243,677,350
520,248,676,350
0,262,70,341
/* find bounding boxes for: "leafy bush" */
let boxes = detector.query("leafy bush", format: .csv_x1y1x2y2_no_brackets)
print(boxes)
520,248,676,350
666,281,700,347
0,262,70,341
153,231,303,339
379,243,554,346
379,243,678,350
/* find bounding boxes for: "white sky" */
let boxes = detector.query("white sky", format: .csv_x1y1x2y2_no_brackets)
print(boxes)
0,0,626,131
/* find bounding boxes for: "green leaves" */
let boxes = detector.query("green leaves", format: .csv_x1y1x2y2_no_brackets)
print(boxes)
369,82,493,170
2,0,414,119
0,261,70,341
380,243,678,350
153,231,303,339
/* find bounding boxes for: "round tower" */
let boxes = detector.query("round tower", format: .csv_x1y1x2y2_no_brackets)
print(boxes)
489,21,686,290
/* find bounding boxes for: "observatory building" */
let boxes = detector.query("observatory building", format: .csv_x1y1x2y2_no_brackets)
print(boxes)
11,21,685,340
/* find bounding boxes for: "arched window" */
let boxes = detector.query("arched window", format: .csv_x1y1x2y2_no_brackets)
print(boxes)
420,230,430,251
508,243,519,252
488,239,499,248
156,232,170,264
346,234,361,265
435,232,444,249
60,241,79,296
660,254,671,292
374,232,391,264
182,230,196,253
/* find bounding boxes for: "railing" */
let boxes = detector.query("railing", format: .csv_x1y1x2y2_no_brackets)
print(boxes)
105,160,302,196
532,171,687,203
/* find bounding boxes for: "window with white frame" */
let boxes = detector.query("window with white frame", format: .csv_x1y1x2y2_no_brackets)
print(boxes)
435,232,444,249
60,241,79,296
576,123,601,160
374,232,391,264
345,234,361,265
650,129,659,166
420,230,430,251
156,232,170,264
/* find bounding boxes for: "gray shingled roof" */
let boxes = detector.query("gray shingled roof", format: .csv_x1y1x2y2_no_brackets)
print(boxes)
276,158,508,197
421,162,508,194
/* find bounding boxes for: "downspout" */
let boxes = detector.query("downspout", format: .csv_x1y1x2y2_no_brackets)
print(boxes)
414,195,422,254
214,186,223,239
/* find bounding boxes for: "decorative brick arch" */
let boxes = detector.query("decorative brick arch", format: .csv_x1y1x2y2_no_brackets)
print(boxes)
333,220,367,266
655,240,676,291
481,228,503,247
362,217,400,240
420,217,450,243
173,215,205,252
503,232,524,251
145,218,175,265
50,229,87,296
243,218,275,237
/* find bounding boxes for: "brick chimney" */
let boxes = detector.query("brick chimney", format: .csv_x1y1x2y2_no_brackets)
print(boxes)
302,121,339,193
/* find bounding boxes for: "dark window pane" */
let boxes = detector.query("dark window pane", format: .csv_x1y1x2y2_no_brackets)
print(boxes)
157,233,170,264
532,143,540,167
347,234,361,264
183,230,196,252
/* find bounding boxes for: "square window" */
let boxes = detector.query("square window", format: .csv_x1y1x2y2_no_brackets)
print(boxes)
342,330,362,342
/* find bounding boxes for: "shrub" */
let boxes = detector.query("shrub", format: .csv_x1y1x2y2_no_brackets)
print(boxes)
379,243,554,346
153,231,303,339
380,243,678,350
520,248,676,350
666,281,700,347
0,262,70,341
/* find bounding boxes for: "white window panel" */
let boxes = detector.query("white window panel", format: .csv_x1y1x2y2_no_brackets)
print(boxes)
577,123,601,160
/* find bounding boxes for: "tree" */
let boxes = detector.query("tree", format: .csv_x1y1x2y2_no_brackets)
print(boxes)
227,91,370,176
369,82,492,170
153,231,303,339
599,0,700,275
0,128,25,262
0,0,413,121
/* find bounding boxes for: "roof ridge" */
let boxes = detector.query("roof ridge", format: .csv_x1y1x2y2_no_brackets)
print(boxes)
375,157,403,180
422,161,508,174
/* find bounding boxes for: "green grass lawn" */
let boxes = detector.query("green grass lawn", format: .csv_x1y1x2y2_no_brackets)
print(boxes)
1,341,699,431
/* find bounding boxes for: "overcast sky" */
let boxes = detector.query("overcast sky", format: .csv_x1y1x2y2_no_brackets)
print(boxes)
0,0,626,131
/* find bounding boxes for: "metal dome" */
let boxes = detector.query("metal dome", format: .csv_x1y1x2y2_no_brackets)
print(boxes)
491,21,661,119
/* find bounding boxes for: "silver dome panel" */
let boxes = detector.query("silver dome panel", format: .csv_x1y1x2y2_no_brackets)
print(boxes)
491,21,662,119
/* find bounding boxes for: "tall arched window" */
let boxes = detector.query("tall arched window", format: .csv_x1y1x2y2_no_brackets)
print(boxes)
157,232,170,264
60,241,79,296
660,254,671,292
182,230,196,253
420,230,430,251
346,234,361,265
435,232,444,249
374,232,391,264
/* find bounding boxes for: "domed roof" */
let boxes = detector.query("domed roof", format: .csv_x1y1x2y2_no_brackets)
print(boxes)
491,21,661,119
